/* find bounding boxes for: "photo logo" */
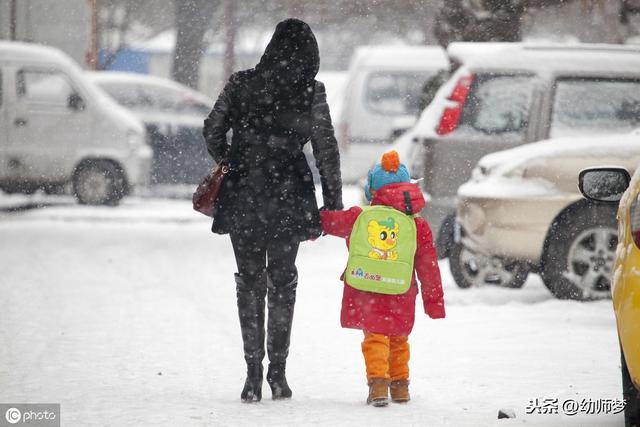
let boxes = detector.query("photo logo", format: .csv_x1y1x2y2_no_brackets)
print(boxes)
5,408,21,424
0,404,59,427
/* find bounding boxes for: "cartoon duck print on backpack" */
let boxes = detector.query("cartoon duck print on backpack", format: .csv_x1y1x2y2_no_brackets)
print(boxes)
346,205,417,295
367,218,399,261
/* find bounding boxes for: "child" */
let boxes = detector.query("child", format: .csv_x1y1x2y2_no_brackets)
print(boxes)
320,150,445,407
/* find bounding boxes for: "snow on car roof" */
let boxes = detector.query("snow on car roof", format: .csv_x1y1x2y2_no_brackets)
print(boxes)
87,71,188,90
0,40,76,66
349,45,448,70
86,71,213,104
463,43,640,74
446,42,516,64
479,129,640,173
458,129,640,199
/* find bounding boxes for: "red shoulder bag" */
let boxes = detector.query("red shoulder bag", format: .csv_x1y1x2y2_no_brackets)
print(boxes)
192,164,229,217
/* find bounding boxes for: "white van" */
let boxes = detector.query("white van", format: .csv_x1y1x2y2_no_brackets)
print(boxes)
0,41,151,205
338,45,448,183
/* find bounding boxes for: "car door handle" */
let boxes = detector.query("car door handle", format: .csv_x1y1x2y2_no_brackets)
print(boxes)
14,118,28,127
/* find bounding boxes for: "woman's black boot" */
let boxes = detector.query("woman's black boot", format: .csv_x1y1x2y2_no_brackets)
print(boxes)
267,362,292,399
235,273,266,402
266,275,297,399
241,363,263,402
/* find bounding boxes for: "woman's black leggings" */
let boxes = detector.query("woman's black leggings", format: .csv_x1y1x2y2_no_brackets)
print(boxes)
230,232,299,286
230,230,300,365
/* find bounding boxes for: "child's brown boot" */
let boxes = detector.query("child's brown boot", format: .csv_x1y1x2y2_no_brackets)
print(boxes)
367,378,389,407
390,379,410,403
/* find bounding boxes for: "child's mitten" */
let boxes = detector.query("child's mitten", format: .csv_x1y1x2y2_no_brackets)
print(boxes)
425,300,445,319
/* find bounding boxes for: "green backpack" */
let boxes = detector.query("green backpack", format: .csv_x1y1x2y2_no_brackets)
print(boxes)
346,205,417,295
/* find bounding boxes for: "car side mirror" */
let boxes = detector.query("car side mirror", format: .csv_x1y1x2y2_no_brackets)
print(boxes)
578,167,631,203
68,92,85,111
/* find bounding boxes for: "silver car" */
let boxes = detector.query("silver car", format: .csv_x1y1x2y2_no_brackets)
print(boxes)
87,71,213,185
413,43,640,257
455,132,640,300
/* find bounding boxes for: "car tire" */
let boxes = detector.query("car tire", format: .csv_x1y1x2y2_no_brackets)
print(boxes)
622,347,640,427
541,204,617,301
73,160,126,206
449,241,529,289
436,213,456,259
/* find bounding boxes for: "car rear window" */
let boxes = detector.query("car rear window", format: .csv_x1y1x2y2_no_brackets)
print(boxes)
98,81,209,116
98,82,141,108
550,78,640,138
458,73,535,136
365,71,435,116
138,83,210,116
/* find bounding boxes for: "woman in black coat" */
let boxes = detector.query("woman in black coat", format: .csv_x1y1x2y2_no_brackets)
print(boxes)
203,19,343,402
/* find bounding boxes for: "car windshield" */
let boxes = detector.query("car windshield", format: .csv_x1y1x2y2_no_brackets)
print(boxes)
458,73,535,136
550,78,640,138
97,81,210,116
365,71,435,116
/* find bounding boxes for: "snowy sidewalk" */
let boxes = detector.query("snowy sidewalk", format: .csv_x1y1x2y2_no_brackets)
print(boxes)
0,189,624,426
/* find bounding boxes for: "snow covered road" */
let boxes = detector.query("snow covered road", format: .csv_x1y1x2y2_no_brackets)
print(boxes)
0,189,625,426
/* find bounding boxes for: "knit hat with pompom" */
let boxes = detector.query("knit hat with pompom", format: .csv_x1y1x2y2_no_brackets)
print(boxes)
364,150,411,201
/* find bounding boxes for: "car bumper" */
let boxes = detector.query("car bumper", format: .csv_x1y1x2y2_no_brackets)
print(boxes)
123,144,153,188
457,194,578,263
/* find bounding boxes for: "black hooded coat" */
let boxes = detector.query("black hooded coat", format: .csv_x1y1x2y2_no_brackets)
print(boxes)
203,19,343,242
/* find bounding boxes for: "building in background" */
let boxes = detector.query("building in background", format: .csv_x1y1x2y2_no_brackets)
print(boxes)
99,29,267,99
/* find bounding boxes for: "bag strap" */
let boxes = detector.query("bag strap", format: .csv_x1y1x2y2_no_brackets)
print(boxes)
403,191,413,216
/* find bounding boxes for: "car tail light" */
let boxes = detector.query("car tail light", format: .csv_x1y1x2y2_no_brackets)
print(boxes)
436,74,474,136
631,194,640,248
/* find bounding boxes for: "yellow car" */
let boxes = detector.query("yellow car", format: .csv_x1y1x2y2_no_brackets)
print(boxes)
579,166,639,426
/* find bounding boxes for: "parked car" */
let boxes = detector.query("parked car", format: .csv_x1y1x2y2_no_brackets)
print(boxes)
383,42,514,182
453,131,640,300
0,41,151,205
410,42,640,258
338,45,448,183
578,166,640,426
86,71,213,185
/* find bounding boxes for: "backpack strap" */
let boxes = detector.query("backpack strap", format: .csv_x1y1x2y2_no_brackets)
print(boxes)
403,191,413,216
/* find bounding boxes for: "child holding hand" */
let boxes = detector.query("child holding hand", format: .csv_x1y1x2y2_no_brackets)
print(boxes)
320,150,445,407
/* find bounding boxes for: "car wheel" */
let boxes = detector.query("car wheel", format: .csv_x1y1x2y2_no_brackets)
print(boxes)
436,213,456,259
449,242,529,289
541,204,617,301
622,347,640,427
73,160,126,206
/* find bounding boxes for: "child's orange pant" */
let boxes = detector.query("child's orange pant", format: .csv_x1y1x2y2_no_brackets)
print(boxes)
361,331,410,381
